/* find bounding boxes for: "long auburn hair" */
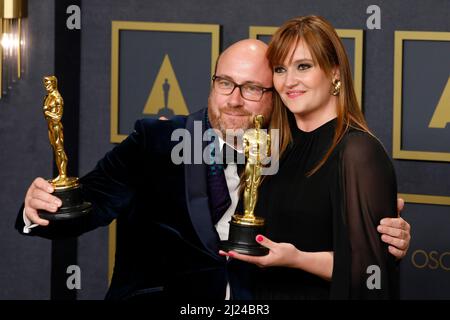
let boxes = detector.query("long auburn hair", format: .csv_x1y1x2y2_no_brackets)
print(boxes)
267,15,371,176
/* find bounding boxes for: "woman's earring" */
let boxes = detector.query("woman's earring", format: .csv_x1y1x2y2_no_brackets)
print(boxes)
331,79,341,96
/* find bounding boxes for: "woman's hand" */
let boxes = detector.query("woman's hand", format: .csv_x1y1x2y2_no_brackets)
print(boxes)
219,235,334,281
219,235,302,268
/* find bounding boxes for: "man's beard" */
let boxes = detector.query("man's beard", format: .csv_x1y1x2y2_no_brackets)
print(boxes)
208,105,254,139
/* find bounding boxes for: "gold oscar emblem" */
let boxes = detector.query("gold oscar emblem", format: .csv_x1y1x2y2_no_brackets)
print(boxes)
220,115,270,256
38,76,91,220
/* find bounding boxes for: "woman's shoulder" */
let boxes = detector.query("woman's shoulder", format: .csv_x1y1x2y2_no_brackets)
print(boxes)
339,128,391,164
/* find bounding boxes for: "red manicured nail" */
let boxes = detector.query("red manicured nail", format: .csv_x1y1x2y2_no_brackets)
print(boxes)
256,235,264,242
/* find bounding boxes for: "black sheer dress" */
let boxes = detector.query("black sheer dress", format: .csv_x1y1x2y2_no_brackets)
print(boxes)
251,115,399,299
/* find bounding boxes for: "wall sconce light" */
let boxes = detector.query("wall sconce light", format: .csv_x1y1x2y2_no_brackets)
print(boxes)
0,0,27,98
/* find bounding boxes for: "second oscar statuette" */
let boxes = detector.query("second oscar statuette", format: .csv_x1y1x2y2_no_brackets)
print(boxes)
220,115,270,256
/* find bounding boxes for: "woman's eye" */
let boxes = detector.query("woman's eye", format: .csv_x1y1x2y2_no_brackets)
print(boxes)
297,64,312,71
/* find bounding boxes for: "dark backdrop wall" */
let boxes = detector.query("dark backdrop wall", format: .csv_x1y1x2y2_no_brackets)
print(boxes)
0,0,54,299
1,0,449,299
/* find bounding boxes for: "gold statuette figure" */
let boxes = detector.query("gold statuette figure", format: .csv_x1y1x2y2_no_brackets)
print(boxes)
38,76,91,221
233,115,270,226
43,76,78,189
220,115,270,256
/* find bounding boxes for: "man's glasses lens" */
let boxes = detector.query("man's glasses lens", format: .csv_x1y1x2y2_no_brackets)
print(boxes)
213,76,270,102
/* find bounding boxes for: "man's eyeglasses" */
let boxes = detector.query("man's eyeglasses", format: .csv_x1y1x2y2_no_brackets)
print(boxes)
212,75,273,102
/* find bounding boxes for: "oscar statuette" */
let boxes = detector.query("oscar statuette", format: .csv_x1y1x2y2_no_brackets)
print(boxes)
220,115,270,256
38,76,92,220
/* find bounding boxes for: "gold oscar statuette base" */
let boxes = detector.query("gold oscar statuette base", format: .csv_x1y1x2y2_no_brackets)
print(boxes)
38,177,92,221
219,213,269,256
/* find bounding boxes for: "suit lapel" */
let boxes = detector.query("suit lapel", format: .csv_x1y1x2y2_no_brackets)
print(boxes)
184,109,221,258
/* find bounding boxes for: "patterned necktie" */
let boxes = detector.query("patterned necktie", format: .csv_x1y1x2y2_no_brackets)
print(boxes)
205,112,247,225
207,161,231,225
222,143,245,170
207,151,245,224
204,113,232,225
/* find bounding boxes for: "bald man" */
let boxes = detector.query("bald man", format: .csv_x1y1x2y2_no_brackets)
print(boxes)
17,39,410,300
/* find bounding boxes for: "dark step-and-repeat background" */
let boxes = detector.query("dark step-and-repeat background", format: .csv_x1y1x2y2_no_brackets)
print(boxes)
0,0,448,300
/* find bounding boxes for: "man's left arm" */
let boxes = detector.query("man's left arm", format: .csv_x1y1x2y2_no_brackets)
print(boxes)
377,198,411,259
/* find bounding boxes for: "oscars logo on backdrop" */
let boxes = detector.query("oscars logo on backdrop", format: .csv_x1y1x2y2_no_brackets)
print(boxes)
143,54,189,118
428,77,450,129
411,249,450,271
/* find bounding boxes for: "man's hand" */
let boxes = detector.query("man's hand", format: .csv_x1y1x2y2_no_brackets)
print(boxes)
24,177,62,226
377,198,411,259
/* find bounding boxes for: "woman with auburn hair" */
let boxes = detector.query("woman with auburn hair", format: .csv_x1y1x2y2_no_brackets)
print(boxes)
220,15,399,299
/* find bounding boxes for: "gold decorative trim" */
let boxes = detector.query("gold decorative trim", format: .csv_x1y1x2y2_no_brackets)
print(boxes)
108,220,116,283
393,31,450,162
399,193,450,206
0,19,3,99
249,26,364,108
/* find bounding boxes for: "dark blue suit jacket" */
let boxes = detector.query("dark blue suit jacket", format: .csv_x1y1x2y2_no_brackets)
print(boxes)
16,109,242,300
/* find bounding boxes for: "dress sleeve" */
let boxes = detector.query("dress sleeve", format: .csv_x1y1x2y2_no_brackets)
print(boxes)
331,131,399,299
